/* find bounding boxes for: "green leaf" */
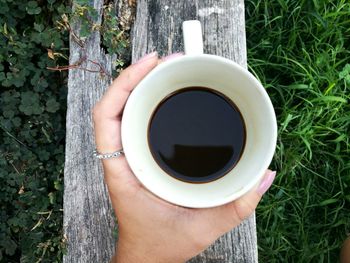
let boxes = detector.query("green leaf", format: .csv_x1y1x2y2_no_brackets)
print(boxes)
19,91,44,115
288,84,309,90
79,21,91,38
46,98,60,113
34,23,44,32
3,110,15,118
319,199,338,206
339,64,350,85
48,192,55,204
0,72,5,81
27,1,38,8
3,237,17,256
0,2,9,14
54,180,62,191
37,149,50,161
312,96,348,104
12,117,21,127
12,75,25,87
75,0,90,5
26,1,42,15
339,64,350,78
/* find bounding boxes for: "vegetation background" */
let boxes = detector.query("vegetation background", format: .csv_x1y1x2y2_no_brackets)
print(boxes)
246,1,350,262
0,0,349,262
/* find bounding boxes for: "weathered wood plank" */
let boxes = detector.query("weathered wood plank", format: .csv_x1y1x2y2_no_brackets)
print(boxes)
132,1,257,262
63,0,119,262
64,0,257,262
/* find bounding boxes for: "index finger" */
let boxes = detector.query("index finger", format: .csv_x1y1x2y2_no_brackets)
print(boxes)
93,52,159,156
96,51,159,120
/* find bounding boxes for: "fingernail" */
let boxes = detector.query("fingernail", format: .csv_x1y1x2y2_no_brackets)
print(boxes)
162,52,184,61
134,51,158,64
257,171,276,195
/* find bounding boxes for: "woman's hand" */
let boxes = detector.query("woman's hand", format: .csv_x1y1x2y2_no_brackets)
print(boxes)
93,52,276,263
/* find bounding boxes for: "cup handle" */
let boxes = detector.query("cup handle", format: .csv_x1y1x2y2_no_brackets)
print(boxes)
182,20,204,55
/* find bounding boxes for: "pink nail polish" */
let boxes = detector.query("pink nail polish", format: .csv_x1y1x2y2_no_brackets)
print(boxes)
162,52,184,61
257,171,276,195
135,51,158,64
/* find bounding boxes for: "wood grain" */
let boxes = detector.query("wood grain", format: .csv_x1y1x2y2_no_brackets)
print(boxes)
63,0,118,262
64,0,257,262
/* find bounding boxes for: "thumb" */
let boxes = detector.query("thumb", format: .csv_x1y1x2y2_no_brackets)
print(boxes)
194,170,276,235
229,170,276,222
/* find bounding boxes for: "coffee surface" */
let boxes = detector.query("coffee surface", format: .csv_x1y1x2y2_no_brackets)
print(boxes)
148,87,245,183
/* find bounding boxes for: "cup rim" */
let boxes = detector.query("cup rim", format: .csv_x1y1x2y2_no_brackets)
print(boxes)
121,54,277,208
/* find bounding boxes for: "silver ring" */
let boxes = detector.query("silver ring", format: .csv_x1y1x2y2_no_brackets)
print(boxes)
93,149,124,159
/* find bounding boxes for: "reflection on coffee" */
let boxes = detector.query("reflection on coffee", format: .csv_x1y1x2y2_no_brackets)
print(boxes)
148,87,246,183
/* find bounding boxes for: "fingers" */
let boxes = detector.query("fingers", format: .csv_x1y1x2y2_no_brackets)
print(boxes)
95,52,159,120
225,169,276,223
92,52,184,194
194,170,276,235
233,170,276,221
159,52,184,63
92,52,160,194
93,52,159,155
93,52,184,155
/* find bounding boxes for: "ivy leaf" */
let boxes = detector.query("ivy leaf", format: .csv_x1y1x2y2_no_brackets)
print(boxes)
37,149,50,161
46,98,60,113
75,0,90,5
26,1,42,15
34,23,44,32
2,237,17,256
79,21,90,38
3,110,15,118
0,72,5,81
12,117,21,127
2,79,11,87
12,74,25,87
0,2,9,14
19,91,44,115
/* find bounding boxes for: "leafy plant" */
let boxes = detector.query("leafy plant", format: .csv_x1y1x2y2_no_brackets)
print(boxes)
0,0,69,261
1,0,132,260
101,3,129,56
64,0,129,57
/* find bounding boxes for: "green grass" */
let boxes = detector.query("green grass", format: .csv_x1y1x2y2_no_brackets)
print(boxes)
245,0,350,262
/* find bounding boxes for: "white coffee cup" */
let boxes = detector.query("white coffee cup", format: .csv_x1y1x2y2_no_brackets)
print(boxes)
121,20,277,208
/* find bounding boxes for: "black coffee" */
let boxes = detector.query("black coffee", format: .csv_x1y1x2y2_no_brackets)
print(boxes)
148,87,246,183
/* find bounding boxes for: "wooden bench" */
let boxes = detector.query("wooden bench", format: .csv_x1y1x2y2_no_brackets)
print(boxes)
64,0,257,262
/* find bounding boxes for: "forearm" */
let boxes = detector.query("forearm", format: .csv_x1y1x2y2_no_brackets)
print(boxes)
113,242,151,263
112,238,186,263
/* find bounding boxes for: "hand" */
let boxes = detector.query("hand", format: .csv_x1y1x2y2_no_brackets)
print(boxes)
93,52,276,263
